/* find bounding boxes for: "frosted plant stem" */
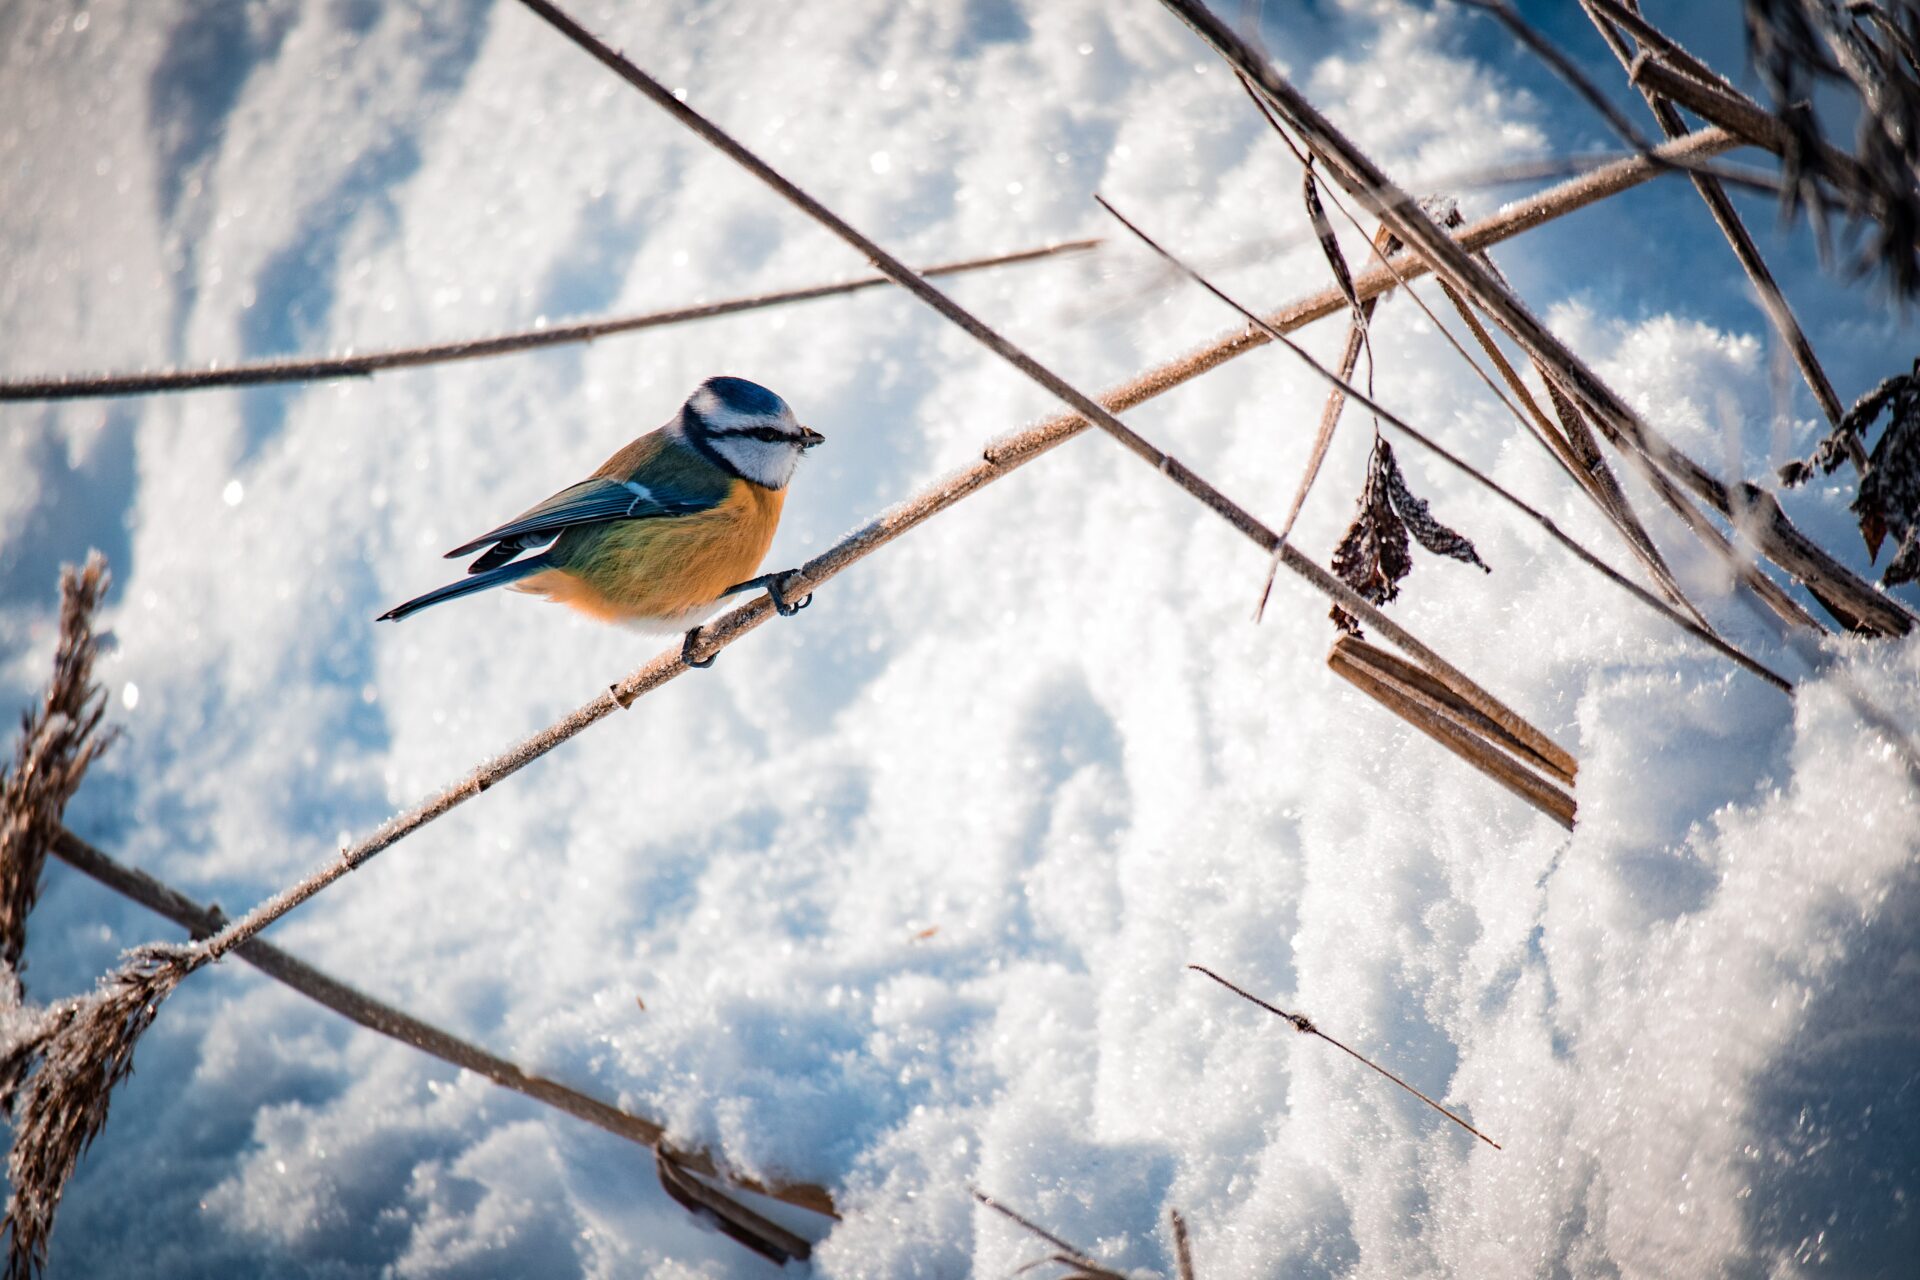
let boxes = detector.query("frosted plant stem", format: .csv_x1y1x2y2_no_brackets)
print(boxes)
1094,196,1795,694
47,827,837,1219
1579,0,1861,471
1160,0,1916,638
0,240,1099,402
1187,965,1503,1149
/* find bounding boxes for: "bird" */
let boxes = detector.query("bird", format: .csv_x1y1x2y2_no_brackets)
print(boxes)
378,375,824,666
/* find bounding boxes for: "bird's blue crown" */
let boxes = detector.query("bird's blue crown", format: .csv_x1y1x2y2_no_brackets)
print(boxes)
696,375,788,420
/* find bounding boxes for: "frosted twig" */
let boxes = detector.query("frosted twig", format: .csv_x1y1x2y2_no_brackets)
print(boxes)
1094,195,1794,694
1162,0,1915,637
0,240,1098,403
971,1190,1126,1280
1187,965,1503,1149
47,826,836,1219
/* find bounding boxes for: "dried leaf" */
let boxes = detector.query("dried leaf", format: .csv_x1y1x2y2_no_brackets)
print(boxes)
1780,357,1920,582
1383,447,1492,572
1302,163,1361,321
1330,438,1488,634
1329,438,1413,634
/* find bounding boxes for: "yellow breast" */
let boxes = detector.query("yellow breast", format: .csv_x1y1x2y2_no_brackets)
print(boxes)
516,480,786,627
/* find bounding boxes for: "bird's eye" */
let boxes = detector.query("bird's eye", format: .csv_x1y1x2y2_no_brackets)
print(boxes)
753,427,787,443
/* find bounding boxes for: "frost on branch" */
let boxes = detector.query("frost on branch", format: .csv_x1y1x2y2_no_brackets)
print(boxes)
1331,436,1489,635
1779,358,1920,586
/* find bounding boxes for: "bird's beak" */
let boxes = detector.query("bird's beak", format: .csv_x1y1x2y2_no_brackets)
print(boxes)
799,425,826,450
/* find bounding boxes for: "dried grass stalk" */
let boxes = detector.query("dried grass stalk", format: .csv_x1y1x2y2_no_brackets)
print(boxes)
1429,270,1702,628
654,1149,812,1264
971,1190,1127,1280
1092,197,1794,695
1164,0,1913,637
0,554,115,989
1171,1209,1196,1280
0,945,191,1278
49,827,835,1219
1328,636,1578,830
1582,1,1855,467
1188,964,1503,1147
0,240,1098,402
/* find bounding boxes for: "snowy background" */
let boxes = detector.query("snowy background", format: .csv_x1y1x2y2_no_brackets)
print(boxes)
3,0,1919,1275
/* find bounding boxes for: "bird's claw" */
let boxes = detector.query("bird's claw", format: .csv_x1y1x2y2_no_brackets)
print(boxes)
681,626,716,669
723,571,812,617
767,575,812,617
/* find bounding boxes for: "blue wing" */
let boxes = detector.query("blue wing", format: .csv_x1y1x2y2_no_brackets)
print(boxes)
446,437,731,572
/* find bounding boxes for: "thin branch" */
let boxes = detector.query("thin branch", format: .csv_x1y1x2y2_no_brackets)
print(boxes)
1164,0,1915,637
1094,195,1795,694
0,240,1099,403
1585,0,1738,89
48,826,836,1219
1187,965,1503,1149
1629,57,1886,203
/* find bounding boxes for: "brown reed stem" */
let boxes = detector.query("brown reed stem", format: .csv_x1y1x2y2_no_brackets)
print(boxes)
1581,0,1859,469
1171,1209,1196,1280
0,240,1099,402
1162,0,1914,637
1094,196,1794,694
1187,964,1502,1149
47,826,836,1219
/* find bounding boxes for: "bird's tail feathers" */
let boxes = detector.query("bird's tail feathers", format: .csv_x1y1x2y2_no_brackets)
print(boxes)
377,555,551,622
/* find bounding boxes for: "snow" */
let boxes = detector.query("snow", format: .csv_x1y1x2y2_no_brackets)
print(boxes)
3,0,1918,1276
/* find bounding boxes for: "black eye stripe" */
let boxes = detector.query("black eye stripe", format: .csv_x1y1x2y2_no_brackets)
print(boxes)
709,425,792,442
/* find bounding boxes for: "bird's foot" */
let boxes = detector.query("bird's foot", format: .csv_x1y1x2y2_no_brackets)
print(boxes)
723,571,812,617
681,625,717,669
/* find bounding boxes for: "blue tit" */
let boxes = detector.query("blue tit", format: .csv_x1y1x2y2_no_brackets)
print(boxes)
379,375,824,662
